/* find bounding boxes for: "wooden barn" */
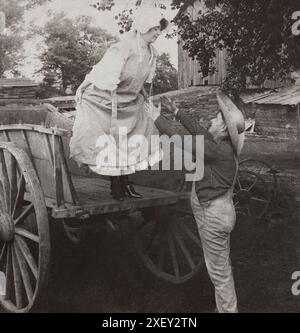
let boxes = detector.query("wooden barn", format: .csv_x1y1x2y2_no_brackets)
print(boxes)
240,85,300,140
177,0,292,90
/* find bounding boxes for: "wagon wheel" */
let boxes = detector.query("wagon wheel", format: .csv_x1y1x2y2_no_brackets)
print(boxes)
234,170,271,221
131,205,204,284
239,159,278,193
0,142,50,313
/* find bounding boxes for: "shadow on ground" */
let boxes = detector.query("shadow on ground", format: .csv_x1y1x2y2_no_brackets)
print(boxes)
33,211,300,313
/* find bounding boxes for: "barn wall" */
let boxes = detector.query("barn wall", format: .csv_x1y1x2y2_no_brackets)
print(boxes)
178,1,293,90
178,43,227,89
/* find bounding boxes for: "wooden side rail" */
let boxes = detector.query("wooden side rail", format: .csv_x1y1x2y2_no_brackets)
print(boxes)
0,124,79,210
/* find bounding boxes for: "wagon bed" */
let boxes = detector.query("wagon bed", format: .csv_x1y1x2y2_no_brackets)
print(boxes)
51,175,187,218
0,105,202,313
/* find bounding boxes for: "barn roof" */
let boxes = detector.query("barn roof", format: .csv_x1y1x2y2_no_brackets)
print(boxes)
0,78,38,88
240,84,300,106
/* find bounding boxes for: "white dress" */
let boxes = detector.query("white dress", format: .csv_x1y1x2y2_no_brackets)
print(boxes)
69,32,162,176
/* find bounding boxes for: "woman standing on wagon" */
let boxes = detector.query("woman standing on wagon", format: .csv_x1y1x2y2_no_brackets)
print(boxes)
70,3,169,201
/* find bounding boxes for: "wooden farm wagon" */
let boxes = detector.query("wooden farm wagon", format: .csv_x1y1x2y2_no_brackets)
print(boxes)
0,92,285,313
0,104,205,313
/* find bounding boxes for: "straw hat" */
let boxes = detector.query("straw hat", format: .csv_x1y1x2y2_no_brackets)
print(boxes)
216,91,245,156
132,1,169,34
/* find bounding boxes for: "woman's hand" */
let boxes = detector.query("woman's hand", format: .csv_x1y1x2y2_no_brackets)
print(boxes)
75,87,83,105
141,87,149,101
161,96,178,115
144,101,161,121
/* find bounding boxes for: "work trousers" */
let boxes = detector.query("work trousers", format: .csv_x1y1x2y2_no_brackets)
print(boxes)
191,184,238,313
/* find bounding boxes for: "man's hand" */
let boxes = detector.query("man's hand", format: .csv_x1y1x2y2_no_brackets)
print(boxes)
141,87,149,101
161,96,179,115
144,101,161,121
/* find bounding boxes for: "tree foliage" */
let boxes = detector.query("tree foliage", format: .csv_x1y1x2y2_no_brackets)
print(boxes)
174,0,300,94
92,0,300,94
35,13,116,96
0,0,50,76
153,53,178,95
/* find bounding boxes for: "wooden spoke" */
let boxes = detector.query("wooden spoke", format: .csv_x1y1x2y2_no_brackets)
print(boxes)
158,245,166,270
172,226,196,270
15,227,39,244
15,236,38,280
9,155,18,214
13,175,26,219
11,245,24,309
0,150,9,210
0,243,7,266
4,245,13,301
236,177,242,190
166,230,180,278
14,203,34,226
14,244,33,303
247,178,259,192
235,170,270,220
250,197,269,203
175,220,202,248
157,223,166,270
0,182,7,213
145,222,160,254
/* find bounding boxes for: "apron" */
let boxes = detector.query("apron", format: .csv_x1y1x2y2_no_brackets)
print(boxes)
69,35,162,176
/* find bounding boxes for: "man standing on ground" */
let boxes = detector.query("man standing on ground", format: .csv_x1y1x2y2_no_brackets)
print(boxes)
146,92,245,313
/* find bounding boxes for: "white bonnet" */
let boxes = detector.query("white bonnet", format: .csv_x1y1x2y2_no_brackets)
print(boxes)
132,1,169,34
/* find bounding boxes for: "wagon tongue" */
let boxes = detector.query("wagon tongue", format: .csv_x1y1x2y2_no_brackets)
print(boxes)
0,212,14,242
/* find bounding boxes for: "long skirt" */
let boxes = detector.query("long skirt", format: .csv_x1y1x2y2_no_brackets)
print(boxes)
69,85,162,176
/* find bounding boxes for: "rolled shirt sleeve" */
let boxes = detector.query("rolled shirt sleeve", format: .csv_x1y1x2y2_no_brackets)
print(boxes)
85,41,131,91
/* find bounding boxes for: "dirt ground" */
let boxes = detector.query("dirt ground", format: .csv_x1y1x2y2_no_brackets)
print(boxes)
27,208,300,314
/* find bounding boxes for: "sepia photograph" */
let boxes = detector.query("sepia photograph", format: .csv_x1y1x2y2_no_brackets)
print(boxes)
0,0,299,315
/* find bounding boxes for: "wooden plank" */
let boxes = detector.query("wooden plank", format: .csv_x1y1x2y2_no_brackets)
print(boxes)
58,136,78,205
0,124,71,137
52,135,64,208
69,176,181,216
44,134,54,166
297,104,300,140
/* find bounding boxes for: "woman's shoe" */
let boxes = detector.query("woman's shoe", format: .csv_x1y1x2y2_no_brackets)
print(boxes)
110,177,125,202
121,176,143,199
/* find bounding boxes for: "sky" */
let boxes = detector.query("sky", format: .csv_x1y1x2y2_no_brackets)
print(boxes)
21,0,179,81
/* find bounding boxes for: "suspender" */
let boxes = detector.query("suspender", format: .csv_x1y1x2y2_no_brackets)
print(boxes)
232,155,239,190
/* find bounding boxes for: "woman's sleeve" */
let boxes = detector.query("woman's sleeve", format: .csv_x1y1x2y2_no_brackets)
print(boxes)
85,41,131,91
